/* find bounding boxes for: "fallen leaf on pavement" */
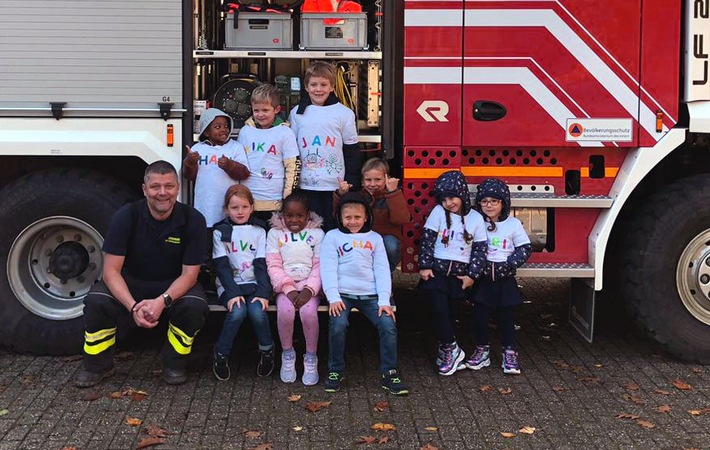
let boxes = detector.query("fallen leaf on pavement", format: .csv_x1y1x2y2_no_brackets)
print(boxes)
615,413,640,420
691,367,702,374
60,447,77,450
374,401,389,412
623,394,645,405
0,410,7,417
594,364,604,368
135,437,165,449
570,365,584,373
82,392,102,402
110,391,123,399
479,385,492,392
420,444,438,450
636,419,655,429
356,436,377,444
287,394,302,402
292,426,303,432
654,389,671,395
243,430,261,438
20,375,35,386
304,401,332,413
498,387,512,395
371,423,396,431
673,379,693,391
687,408,710,416
654,405,671,413
378,436,389,444
577,376,601,383
553,361,569,369
519,426,536,434
145,424,171,438
552,386,567,392
125,417,143,427
249,444,273,450
624,382,640,391
500,432,516,438
424,426,438,432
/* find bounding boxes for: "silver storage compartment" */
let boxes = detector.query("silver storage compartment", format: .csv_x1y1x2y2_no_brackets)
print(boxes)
299,13,367,50
224,12,293,50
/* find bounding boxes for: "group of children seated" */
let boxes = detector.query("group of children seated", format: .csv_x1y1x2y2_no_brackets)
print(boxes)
185,61,531,396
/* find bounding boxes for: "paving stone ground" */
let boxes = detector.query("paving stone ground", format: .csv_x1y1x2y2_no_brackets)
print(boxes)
1,276,709,450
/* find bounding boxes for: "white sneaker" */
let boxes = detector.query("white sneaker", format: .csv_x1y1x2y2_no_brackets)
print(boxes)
280,350,297,383
302,354,319,386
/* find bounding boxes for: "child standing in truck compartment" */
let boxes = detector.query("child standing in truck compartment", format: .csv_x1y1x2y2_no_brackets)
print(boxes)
266,192,324,385
289,61,360,231
467,178,532,375
335,158,411,272
211,184,274,381
320,192,409,395
239,84,301,225
183,108,250,228
418,170,487,376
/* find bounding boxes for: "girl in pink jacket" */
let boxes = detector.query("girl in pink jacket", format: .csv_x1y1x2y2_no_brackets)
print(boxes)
266,192,324,385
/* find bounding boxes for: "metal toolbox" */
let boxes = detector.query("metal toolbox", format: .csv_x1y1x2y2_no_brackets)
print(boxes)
299,13,368,50
224,12,293,50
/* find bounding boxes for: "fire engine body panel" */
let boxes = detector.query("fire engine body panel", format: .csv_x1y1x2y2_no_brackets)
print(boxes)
0,0,709,361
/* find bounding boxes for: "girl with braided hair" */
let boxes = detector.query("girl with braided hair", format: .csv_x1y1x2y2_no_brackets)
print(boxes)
418,171,487,376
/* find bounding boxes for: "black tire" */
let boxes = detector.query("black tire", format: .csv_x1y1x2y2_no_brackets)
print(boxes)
621,174,710,362
0,169,134,355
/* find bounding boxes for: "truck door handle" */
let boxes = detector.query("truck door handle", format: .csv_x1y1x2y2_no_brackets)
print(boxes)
473,100,507,121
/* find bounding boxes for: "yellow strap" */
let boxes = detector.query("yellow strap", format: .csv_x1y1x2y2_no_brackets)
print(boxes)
84,336,115,355
84,327,117,343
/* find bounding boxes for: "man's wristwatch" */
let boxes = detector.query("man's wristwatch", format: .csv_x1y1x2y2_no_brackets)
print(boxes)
162,293,174,308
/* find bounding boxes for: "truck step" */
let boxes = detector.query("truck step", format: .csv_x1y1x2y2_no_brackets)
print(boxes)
517,262,594,278
508,193,613,208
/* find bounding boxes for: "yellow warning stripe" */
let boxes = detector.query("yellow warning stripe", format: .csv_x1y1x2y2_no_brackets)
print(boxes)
84,337,115,355
167,323,194,355
84,327,117,343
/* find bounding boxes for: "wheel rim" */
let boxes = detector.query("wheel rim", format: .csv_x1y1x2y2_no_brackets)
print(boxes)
7,216,103,320
676,229,710,325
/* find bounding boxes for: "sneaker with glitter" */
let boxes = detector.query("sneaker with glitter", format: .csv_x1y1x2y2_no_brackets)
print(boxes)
438,342,465,376
302,354,319,386
464,345,491,370
280,349,297,383
501,347,521,375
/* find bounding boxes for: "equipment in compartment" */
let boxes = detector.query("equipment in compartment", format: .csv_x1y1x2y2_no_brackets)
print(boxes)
211,74,262,131
300,13,368,50
274,75,301,113
224,11,293,50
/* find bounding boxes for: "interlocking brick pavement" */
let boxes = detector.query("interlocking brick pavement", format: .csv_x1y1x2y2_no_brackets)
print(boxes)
0,277,708,449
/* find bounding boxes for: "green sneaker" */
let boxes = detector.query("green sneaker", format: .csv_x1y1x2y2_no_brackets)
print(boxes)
324,371,344,392
381,369,410,396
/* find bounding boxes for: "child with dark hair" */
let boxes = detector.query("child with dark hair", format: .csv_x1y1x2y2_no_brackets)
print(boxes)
418,170,488,376
266,192,324,385
467,178,532,375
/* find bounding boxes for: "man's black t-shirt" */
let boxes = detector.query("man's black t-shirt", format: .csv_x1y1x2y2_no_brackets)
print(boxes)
102,199,207,281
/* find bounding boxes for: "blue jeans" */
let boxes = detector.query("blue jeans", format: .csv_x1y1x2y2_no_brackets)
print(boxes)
328,293,398,374
215,293,273,356
382,235,401,273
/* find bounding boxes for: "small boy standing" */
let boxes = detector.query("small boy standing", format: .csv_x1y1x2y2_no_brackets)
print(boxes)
183,108,250,228
320,192,409,395
289,61,360,230
239,84,301,224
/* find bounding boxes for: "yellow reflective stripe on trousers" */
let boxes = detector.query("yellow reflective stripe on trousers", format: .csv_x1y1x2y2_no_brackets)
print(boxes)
84,327,117,343
84,336,115,355
167,323,194,355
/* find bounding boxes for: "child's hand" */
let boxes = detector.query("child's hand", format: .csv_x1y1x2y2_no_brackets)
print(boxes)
252,296,270,311
329,301,346,317
378,305,396,322
457,275,474,289
336,179,352,196
185,145,200,163
226,296,245,312
419,269,434,280
385,175,400,192
217,154,230,169
294,290,312,309
286,290,299,306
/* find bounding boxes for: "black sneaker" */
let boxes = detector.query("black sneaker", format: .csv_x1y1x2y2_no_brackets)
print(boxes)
257,349,274,378
381,369,410,396
324,371,344,392
213,351,230,381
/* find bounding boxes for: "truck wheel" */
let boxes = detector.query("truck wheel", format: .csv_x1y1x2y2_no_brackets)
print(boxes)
0,169,133,355
621,174,710,362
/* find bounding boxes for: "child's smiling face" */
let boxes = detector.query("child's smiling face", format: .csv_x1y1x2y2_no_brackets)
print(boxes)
227,194,254,225
205,116,230,145
479,197,503,221
252,101,280,128
363,169,386,195
341,203,367,233
283,201,309,233
306,76,334,106
442,196,462,214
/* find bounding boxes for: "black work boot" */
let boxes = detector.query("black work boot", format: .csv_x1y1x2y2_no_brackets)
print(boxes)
74,367,115,388
163,367,187,385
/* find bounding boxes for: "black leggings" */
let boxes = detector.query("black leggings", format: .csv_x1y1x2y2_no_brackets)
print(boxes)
427,289,460,345
473,303,516,348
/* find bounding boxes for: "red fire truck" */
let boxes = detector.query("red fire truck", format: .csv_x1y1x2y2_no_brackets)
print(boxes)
0,0,708,361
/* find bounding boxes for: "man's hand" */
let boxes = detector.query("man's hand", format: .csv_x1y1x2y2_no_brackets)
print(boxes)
378,305,396,322
329,301,346,317
457,275,474,290
186,145,200,163
132,300,161,329
217,154,230,169
226,296,245,312
294,290,312,309
336,179,352,196
385,175,399,192
419,269,434,280
286,290,299,306
252,297,269,311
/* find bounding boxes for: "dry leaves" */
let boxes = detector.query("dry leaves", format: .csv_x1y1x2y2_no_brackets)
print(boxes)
356,436,389,445
673,379,693,391
636,419,656,429
82,392,102,402
424,426,438,432
624,382,640,391
654,389,671,395
287,394,302,402
110,388,149,401
577,376,601,383
615,413,640,420
292,426,303,432
144,424,171,438
243,430,261,438
0,410,8,417
519,426,536,434
249,444,273,450
500,432,516,438
304,401,332,413
135,437,165,449
125,417,143,427
691,367,702,374
420,444,439,450
653,405,671,414
371,423,397,431
552,386,567,392
60,447,78,450
479,385,492,392
373,401,389,412
594,363,604,368
498,387,513,395
687,408,710,416
622,393,645,405
614,414,655,429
